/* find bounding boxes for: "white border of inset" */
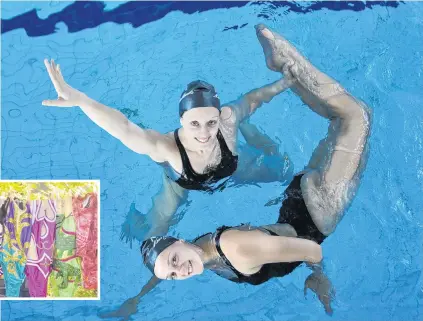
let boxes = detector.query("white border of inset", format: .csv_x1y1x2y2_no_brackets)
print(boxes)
0,180,100,301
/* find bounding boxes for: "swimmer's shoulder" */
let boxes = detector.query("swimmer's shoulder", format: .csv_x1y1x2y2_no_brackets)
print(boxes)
220,224,298,249
260,224,298,237
153,131,179,162
219,226,278,273
219,97,251,128
218,104,239,142
220,225,269,246
219,103,237,126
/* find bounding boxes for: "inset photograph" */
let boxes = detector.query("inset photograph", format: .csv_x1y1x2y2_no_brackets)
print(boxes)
0,181,99,299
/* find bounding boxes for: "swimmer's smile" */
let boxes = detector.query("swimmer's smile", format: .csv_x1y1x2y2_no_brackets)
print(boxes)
195,136,211,144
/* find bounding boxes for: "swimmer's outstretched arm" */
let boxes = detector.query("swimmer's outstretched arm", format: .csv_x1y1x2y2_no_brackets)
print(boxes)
234,229,322,264
98,276,161,320
228,76,294,123
42,59,169,162
235,230,333,314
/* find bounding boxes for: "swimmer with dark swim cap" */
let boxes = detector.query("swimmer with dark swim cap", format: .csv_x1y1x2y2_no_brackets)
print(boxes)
178,80,221,116
43,27,296,245
101,24,371,318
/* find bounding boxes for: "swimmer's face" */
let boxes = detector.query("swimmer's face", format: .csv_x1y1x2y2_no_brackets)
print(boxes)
180,107,220,147
154,240,204,281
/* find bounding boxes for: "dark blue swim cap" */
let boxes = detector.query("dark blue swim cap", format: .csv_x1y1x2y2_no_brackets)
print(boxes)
141,236,179,274
179,80,220,117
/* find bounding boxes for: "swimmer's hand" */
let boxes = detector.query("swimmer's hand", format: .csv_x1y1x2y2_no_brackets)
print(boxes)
99,277,161,321
98,296,139,321
304,267,335,316
42,58,87,107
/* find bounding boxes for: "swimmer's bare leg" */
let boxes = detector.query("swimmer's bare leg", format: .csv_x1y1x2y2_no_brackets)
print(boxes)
256,24,371,234
239,120,279,156
145,174,188,238
232,143,293,186
120,173,188,245
234,120,294,185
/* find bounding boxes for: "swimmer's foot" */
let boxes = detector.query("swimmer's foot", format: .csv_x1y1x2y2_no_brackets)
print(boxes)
255,24,293,73
255,24,346,102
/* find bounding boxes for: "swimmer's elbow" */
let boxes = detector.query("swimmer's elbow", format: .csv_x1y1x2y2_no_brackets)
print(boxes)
107,115,133,141
278,237,323,264
306,244,323,264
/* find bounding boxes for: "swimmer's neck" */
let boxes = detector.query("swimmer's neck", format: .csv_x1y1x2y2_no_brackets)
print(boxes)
194,234,217,268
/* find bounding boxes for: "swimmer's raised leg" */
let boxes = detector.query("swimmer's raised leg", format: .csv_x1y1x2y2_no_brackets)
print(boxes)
120,173,187,245
256,23,371,234
239,121,279,156
256,24,348,118
257,24,370,315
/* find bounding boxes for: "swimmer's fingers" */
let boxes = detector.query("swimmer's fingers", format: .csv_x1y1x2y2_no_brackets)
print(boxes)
42,98,74,107
278,76,296,92
281,60,297,83
44,58,64,95
43,58,86,107
53,61,67,86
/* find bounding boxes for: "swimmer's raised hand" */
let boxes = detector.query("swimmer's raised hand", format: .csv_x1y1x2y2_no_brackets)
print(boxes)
42,58,170,162
42,58,87,107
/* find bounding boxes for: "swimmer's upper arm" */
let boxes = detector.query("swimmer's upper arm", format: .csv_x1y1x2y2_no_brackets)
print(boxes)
236,230,323,266
221,98,252,125
119,121,170,162
223,77,293,125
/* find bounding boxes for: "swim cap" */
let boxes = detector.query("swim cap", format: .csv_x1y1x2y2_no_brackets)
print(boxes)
141,236,179,274
179,80,220,116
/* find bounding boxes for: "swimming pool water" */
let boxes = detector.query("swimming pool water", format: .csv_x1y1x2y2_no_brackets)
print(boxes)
1,1,422,320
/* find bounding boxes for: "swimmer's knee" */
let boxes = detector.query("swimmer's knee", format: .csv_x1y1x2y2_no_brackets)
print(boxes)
338,96,371,134
352,100,372,137
360,101,372,127
350,96,372,121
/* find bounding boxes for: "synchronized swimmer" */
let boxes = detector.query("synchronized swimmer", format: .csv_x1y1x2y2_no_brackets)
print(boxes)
43,31,296,245
99,24,371,319
42,19,371,317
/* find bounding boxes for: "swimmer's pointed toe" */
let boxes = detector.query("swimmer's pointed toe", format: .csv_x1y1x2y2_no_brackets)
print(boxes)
255,23,268,32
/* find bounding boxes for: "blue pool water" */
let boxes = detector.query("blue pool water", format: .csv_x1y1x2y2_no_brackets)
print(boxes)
1,1,422,320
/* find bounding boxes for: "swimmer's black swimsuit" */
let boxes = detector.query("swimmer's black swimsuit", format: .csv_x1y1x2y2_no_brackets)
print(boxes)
277,174,326,244
171,129,238,192
212,174,326,285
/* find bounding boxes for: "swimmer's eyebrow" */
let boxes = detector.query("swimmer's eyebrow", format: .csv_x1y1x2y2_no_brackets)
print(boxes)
166,252,172,280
